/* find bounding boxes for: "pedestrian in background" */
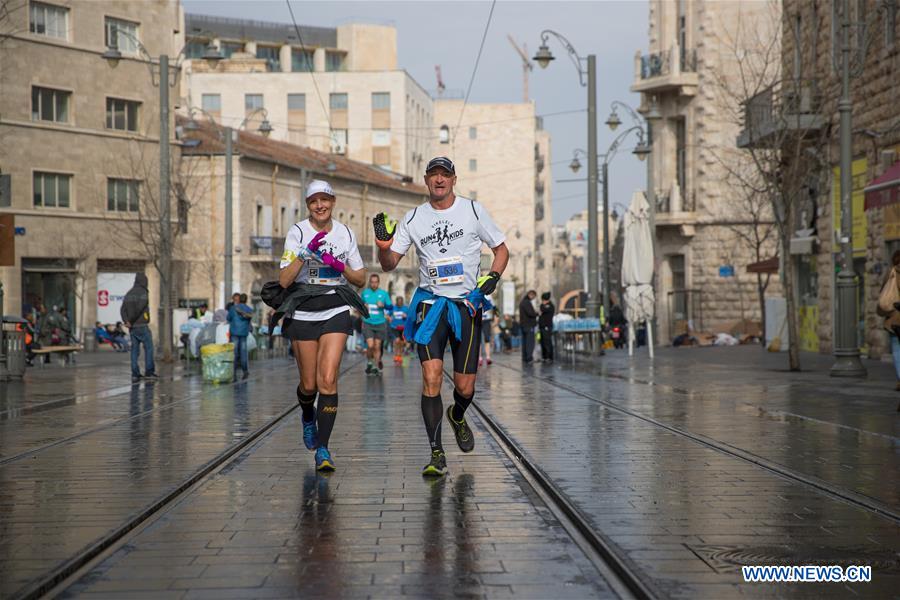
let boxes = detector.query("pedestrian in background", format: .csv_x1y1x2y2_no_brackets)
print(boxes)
877,250,900,406
519,290,538,364
539,292,555,362
228,292,253,381
121,273,156,383
480,305,494,366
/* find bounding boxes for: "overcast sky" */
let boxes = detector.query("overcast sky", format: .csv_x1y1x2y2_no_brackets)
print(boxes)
182,0,650,225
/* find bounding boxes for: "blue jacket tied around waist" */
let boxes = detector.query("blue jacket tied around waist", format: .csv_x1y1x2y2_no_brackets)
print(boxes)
405,287,493,345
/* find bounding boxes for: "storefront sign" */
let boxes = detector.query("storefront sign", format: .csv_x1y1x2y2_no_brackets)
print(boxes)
832,158,868,257
718,265,735,277
178,298,207,309
97,272,136,325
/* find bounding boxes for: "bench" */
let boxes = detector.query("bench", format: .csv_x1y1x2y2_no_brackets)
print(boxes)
32,345,82,367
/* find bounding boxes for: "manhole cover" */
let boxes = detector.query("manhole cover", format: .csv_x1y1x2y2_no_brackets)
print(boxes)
686,544,900,574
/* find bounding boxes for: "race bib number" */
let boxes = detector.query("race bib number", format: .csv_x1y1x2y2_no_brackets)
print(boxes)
367,303,381,313
308,265,340,285
426,256,465,286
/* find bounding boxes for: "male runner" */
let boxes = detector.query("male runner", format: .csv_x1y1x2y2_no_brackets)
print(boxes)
374,156,509,476
390,296,408,364
360,273,391,375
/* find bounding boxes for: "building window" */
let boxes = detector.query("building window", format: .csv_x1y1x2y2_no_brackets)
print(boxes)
330,129,348,154
372,92,390,110
439,124,450,144
201,93,221,119
325,51,345,72
469,159,477,172
104,16,139,53
675,117,687,196
329,93,348,110
256,44,280,72
31,86,69,123
106,97,139,131
245,93,264,112
469,126,477,139
33,172,70,208
221,41,243,58
184,38,208,59
291,48,313,72
30,2,68,40
288,93,305,111
107,178,139,212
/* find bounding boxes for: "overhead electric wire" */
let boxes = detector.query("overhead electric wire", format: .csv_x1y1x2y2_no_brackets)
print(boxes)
285,0,332,135
453,0,498,142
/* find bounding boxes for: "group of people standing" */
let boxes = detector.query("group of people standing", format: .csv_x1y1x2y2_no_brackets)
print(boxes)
271,156,508,475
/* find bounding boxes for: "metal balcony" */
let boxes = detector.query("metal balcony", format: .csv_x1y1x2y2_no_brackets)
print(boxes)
630,45,699,96
737,79,825,149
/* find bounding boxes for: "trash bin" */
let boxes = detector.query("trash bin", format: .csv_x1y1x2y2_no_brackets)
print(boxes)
200,343,234,384
1,316,28,380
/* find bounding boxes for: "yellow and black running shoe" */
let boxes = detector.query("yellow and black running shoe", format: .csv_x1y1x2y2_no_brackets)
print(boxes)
446,406,475,453
422,449,448,477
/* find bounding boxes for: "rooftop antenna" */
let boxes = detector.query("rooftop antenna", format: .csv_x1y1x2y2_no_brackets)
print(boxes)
507,35,533,102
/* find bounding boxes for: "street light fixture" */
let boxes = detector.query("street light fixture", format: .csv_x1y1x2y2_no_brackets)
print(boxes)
532,44,555,69
100,28,220,360
605,111,622,132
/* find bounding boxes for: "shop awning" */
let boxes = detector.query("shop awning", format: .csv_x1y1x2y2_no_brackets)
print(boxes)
747,256,778,274
864,160,900,210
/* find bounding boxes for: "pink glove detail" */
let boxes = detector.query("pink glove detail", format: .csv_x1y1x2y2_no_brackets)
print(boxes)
320,252,345,273
307,230,327,253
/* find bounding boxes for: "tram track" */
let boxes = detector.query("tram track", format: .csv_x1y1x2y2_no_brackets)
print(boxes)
497,361,900,525
441,368,657,600
14,357,363,600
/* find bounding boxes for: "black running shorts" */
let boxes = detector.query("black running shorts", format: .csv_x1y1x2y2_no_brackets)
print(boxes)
282,311,352,341
416,302,482,375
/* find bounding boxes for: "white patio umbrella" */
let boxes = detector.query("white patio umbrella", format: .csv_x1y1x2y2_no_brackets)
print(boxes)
621,189,656,357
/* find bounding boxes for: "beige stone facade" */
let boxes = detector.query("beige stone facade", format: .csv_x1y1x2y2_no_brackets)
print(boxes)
774,0,900,360
182,15,432,178
432,100,552,309
0,0,183,340
180,120,426,313
632,0,782,340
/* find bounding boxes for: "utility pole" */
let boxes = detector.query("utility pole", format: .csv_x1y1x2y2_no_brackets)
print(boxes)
224,126,233,302
159,53,173,360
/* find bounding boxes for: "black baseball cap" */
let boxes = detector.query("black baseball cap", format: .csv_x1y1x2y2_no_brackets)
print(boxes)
425,156,455,175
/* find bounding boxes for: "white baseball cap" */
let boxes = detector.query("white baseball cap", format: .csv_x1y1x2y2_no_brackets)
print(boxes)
305,179,334,200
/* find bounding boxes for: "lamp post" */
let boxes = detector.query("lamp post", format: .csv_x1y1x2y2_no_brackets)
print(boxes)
569,108,649,319
102,28,222,360
829,0,866,377
534,31,600,324
184,108,273,302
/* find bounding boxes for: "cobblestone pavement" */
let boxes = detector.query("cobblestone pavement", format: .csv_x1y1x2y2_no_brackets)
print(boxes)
474,349,900,598
60,362,615,600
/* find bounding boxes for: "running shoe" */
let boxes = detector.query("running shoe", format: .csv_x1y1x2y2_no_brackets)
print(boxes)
378,360,383,370
301,414,319,451
446,406,475,453
422,449,448,477
365,362,373,374
315,446,336,471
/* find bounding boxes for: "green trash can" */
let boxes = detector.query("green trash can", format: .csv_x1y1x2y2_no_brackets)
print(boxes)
201,343,234,384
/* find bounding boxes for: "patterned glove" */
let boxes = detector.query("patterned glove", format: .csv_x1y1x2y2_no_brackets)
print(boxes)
307,230,327,253
373,212,397,250
476,271,501,296
320,252,346,273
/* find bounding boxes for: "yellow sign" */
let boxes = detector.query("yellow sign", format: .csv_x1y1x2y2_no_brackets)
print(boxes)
832,157,868,257
798,305,819,352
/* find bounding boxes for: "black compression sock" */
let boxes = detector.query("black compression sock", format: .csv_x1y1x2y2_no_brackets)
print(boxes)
316,393,338,447
297,385,317,422
421,394,443,451
451,389,473,422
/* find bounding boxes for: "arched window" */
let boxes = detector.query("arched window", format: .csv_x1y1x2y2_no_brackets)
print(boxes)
439,124,450,144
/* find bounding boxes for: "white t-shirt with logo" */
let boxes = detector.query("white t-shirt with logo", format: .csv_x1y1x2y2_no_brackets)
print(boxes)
390,196,505,299
280,219,364,321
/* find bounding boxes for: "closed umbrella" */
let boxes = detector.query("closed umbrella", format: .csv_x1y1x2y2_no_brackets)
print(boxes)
621,189,655,357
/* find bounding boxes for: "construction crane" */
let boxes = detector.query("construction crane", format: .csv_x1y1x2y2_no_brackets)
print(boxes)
434,65,446,97
507,35,533,103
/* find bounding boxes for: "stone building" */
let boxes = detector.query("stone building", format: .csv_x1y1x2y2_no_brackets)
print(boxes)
0,0,184,341
752,0,899,359
632,0,782,341
181,14,433,178
432,100,553,307
179,118,426,314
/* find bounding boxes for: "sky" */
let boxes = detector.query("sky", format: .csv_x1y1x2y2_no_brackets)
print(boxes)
182,0,650,225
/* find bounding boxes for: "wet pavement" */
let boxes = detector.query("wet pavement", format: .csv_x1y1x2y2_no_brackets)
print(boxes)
475,348,900,598
1,346,898,598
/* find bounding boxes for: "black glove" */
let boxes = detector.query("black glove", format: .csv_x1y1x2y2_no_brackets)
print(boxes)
476,271,501,296
373,212,397,249
893,302,900,312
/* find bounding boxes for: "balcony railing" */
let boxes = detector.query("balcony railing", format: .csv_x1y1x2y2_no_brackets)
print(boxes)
631,44,699,95
249,236,285,257
737,79,824,149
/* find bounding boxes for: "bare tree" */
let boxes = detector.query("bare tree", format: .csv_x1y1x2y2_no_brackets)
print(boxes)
710,0,834,370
